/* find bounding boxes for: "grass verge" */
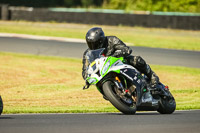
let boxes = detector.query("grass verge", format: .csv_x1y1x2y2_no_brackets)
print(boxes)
0,21,200,51
0,52,200,113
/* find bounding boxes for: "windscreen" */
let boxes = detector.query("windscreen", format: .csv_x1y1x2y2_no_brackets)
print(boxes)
85,48,105,64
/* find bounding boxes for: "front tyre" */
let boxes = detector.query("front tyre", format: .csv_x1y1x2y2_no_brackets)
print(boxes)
0,96,3,115
103,81,136,114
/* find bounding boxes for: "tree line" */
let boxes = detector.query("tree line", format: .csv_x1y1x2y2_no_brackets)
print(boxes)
1,0,199,13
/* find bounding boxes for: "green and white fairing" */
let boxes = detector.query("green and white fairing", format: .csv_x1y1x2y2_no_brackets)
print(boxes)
86,48,137,85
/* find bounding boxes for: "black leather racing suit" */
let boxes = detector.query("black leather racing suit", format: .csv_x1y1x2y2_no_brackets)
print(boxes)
82,36,158,85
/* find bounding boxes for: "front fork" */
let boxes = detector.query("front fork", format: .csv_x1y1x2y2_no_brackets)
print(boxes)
113,76,132,97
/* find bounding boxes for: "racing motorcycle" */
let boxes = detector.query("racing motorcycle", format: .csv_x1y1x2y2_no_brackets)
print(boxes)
83,48,176,114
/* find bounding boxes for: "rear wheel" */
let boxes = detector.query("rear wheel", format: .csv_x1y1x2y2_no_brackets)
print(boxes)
103,81,136,114
157,92,176,114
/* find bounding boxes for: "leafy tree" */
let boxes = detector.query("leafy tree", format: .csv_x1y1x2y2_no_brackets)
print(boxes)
63,0,81,7
81,0,93,7
0,0,199,12
102,0,200,13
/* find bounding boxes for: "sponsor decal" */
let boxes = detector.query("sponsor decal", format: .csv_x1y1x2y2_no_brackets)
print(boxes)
124,69,128,72
121,70,141,84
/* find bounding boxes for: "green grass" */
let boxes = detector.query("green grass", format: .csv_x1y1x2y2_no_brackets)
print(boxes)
0,21,200,51
0,52,200,113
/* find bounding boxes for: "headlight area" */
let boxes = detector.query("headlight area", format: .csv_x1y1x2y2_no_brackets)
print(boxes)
101,60,110,75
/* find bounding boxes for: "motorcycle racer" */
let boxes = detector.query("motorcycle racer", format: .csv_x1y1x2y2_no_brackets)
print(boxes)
82,27,159,89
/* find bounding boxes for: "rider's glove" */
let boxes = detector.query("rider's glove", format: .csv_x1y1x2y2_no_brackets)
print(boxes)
112,50,123,57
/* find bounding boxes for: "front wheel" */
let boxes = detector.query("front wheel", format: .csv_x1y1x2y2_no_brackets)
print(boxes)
0,96,3,115
103,81,136,114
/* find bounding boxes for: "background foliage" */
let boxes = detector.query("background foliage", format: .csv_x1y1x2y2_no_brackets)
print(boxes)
0,0,200,13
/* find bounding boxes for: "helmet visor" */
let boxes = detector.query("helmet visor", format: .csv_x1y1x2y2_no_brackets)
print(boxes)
87,39,104,50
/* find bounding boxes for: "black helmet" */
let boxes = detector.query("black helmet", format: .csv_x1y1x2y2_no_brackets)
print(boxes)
86,27,105,50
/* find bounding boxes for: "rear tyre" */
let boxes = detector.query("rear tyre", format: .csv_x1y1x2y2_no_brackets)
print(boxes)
0,96,3,115
157,94,176,114
103,81,136,114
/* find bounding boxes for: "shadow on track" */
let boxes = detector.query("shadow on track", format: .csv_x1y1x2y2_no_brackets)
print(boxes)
101,111,180,115
93,112,161,116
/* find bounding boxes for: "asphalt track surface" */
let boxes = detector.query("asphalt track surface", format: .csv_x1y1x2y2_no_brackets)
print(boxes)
0,110,200,133
0,37,200,68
